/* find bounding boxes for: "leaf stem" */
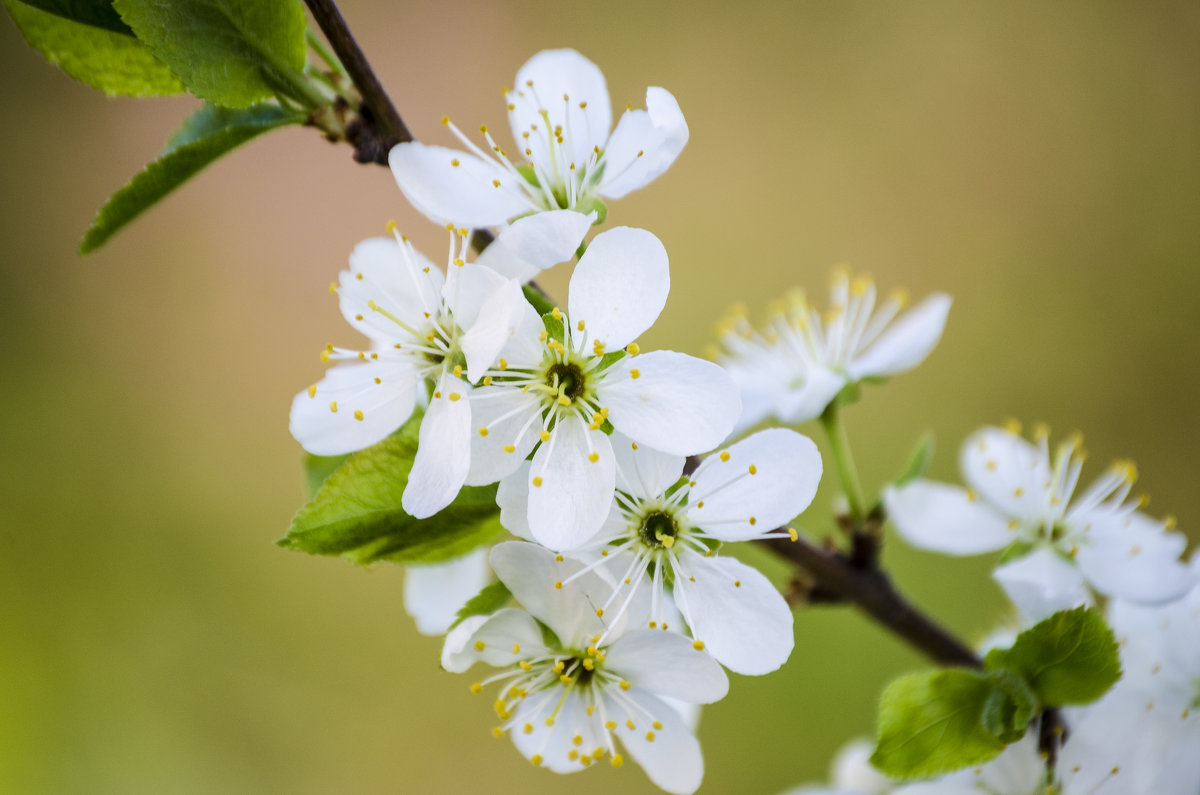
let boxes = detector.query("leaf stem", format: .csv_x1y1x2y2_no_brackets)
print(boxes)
306,29,347,75
820,401,869,523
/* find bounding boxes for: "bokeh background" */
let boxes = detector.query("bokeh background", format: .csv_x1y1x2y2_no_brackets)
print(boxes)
3,1,1199,792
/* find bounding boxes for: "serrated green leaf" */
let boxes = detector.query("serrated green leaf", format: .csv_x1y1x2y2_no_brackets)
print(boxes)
448,581,512,630
984,606,1122,707
278,412,506,566
302,452,351,500
894,431,934,487
113,0,307,108
80,102,304,253
981,669,1038,744
523,283,556,316
5,0,182,96
871,669,1007,779
18,0,130,34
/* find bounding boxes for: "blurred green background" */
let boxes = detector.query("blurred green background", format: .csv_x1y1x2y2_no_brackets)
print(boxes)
2,1,1198,792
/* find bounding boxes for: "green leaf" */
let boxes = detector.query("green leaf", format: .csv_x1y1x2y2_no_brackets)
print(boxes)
894,431,934,487
113,0,308,108
541,310,565,344
523,284,556,316
278,412,507,566
981,669,1038,744
18,0,131,34
4,0,183,96
302,452,351,500
984,606,1122,707
80,102,304,253
448,581,512,630
871,669,1008,779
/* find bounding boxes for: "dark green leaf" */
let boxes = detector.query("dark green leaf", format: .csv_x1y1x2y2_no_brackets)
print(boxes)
448,581,512,630
5,0,182,96
984,606,1122,707
523,283,556,316
894,431,935,487
278,412,506,566
981,669,1038,744
302,452,351,500
18,0,130,34
113,0,308,108
80,102,304,253
871,669,1008,779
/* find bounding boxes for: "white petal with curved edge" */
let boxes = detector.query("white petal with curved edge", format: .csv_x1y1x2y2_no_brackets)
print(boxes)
440,615,487,672
509,49,611,166
992,547,1089,621
689,428,822,541
290,360,418,455
600,87,689,199
831,739,893,794
527,415,616,550
601,351,740,456
604,629,728,703
441,261,505,328
884,480,1015,555
495,462,534,541
449,608,550,672
848,294,952,380
389,142,531,227
458,275,524,383
489,542,610,648
509,690,595,774
474,209,594,282
612,688,705,795
674,552,793,675
339,237,442,340
567,227,669,351
773,361,847,425
401,374,471,518
959,426,1052,520
403,547,491,636
464,387,542,486
611,433,686,501
1076,541,1197,604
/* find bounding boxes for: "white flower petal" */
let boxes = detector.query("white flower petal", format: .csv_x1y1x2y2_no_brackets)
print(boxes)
389,142,531,227
527,415,616,550
403,547,491,636
453,607,550,673
604,629,728,703
474,209,594,282
601,351,740,456
1076,542,1197,605
339,237,442,340
992,547,1089,622
611,433,686,501
884,480,1016,555
847,294,951,380
612,688,705,795
959,426,1052,519
464,387,542,486
674,552,793,675
509,49,611,166
831,739,893,794
599,87,689,199
689,428,822,541
440,615,487,672
567,226,669,351
441,261,505,328
773,362,847,426
489,541,610,648
510,690,595,774
290,360,418,455
401,374,472,518
457,275,525,383
496,297,548,370
495,461,534,541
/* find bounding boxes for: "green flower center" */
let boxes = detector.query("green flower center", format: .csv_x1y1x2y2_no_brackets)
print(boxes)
545,361,587,402
639,510,680,549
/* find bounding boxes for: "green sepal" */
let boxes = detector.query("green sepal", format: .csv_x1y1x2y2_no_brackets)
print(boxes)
278,411,506,566
871,668,1010,779
998,540,1035,564
516,163,539,187
448,581,512,630
984,606,1122,707
980,669,1038,744
4,0,183,96
576,196,607,226
541,310,565,345
113,0,308,108
894,431,935,487
523,284,556,316
831,381,863,410
80,102,305,253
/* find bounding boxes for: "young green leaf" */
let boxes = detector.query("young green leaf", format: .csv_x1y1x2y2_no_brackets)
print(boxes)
4,0,183,96
894,431,935,487
980,669,1038,744
113,0,308,108
871,669,1008,779
18,0,131,34
302,452,351,500
984,606,1122,707
80,102,305,253
448,581,512,630
279,414,506,566
523,284,556,316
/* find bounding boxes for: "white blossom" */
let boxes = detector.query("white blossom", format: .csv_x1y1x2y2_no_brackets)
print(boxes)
443,542,727,794
885,423,1196,620
716,270,951,432
466,226,740,542
402,548,491,636
498,428,821,675
390,49,688,236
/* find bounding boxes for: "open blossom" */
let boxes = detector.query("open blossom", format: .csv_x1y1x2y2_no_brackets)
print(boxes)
499,428,821,675
885,424,1196,620
465,226,740,542
443,542,727,795
716,270,951,433
390,49,689,233
289,227,529,518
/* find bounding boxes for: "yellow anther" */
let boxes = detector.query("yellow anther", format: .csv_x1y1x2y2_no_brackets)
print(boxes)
576,320,586,331
450,158,460,167
539,430,551,442
320,350,330,363
629,369,640,379
1013,487,1025,497
553,580,562,589
1165,514,1178,529
355,272,364,281
645,731,656,742
441,115,450,126
567,750,579,761
572,735,583,746
582,658,595,671
551,307,563,320
619,680,631,691
469,682,482,694
588,452,600,463
523,723,534,734
503,445,516,453
592,747,604,760
498,358,508,370
307,384,317,398
748,464,758,475
593,342,605,355
1004,418,1023,435
328,282,338,295
519,660,532,671
719,451,731,462
696,500,704,508
626,719,636,730
733,581,740,588
625,343,640,355
353,410,364,421
610,754,623,767
355,314,364,322
478,427,489,437
652,721,663,730
966,490,978,502
557,394,571,406
433,390,441,399
1008,519,1020,530
559,674,573,683
787,527,798,541
453,257,464,267
449,393,461,402
692,640,705,651
532,476,544,487
492,179,501,188
491,727,504,738
474,640,486,652
329,401,338,413
530,754,543,766
374,378,381,384
850,275,872,295
749,517,757,526
386,219,399,234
